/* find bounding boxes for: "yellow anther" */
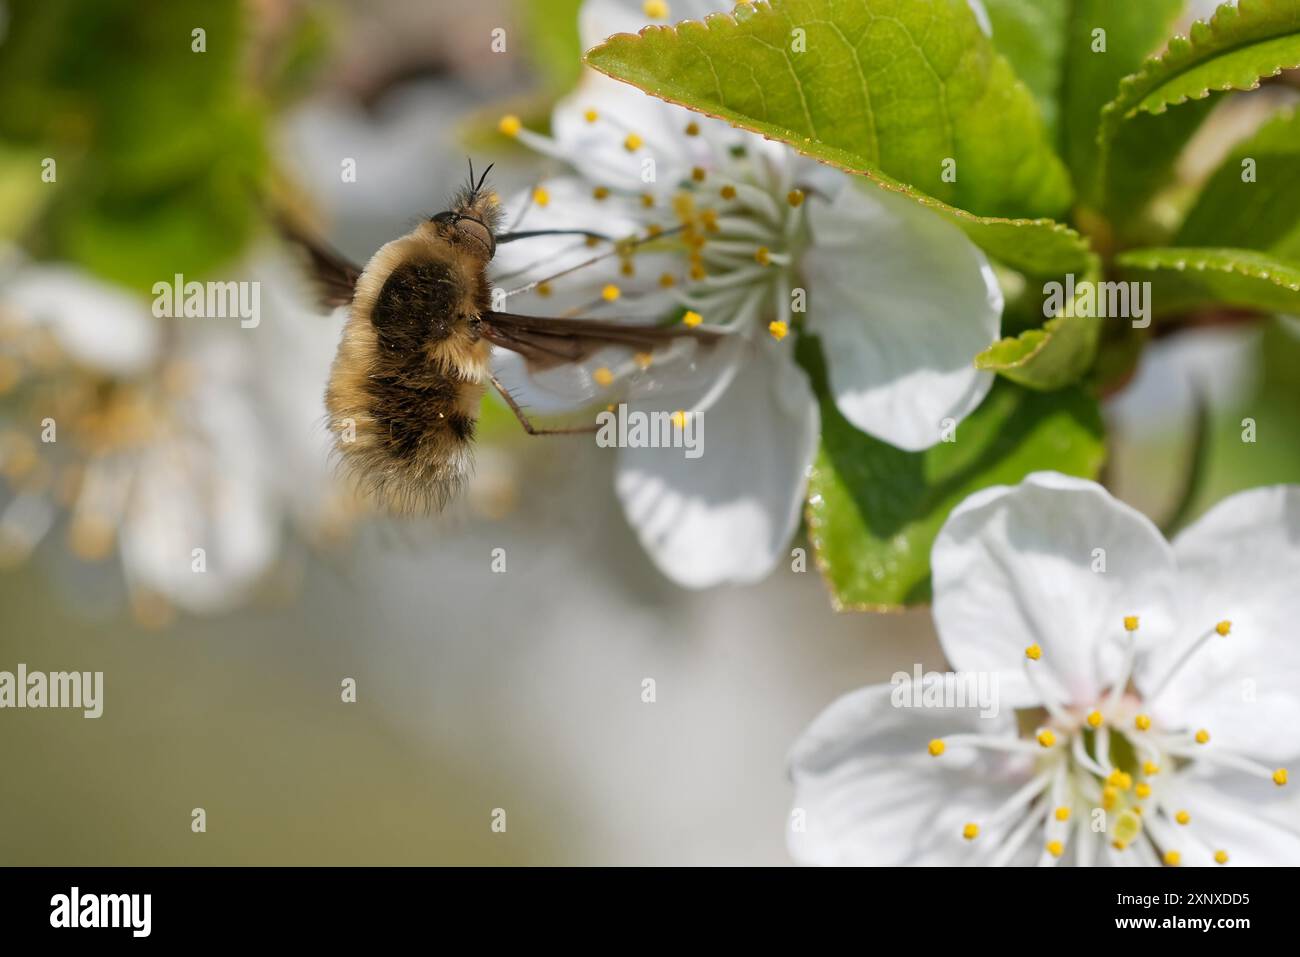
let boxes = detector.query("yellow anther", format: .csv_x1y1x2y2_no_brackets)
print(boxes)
768,320,789,341
634,352,653,370
532,187,550,207
1216,620,1231,636
682,310,703,328
1274,768,1289,786
962,823,979,841
646,223,664,237
1086,710,1103,729
689,262,706,281
1114,810,1142,845
1143,761,1159,776
1135,714,1151,731
1046,840,1064,858
586,236,600,247
498,114,522,137
1195,729,1210,745
1112,840,1127,851
927,739,945,757
1164,850,1182,867
1024,644,1042,661
1135,782,1152,800
659,273,676,288
699,208,720,232
1124,615,1139,632
584,108,599,124
1214,849,1229,865
593,367,614,387
1037,729,1056,748
640,193,655,208
593,186,610,201
684,121,700,136
787,188,805,207
601,284,621,302
1102,786,1118,810
670,410,687,430
536,282,552,297
691,166,707,182
1107,770,1132,791
623,133,643,152
620,260,635,277
643,0,669,18
1175,810,1191,825
720,185,737,200
754,246,771,266
1054,806,1071,822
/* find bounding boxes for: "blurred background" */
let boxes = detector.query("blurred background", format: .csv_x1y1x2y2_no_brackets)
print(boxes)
1,0,1298,865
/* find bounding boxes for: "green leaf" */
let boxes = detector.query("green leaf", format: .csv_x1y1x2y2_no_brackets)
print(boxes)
975,255,1103,390
1116,246,1300,316
980,0,1068,138
1098,0,1300,229
1059,0,1186,199
1176,104,1300,253
975,311,1102,390
584,0,1072,218
801,340,1106,610
0,0,267,291
865,174,1094,279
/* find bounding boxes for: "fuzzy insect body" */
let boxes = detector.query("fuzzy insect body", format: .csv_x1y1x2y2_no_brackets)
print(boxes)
281,164,723,513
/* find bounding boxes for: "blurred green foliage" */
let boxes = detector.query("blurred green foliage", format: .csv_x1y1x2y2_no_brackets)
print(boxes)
515,0,585,93
0,0,326,292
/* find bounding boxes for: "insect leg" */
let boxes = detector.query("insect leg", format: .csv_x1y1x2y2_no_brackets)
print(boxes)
488,374,600,436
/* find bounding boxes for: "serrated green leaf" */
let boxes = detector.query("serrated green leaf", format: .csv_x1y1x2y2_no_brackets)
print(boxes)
800,339,1106,610
1060,0,1185,199
979,0,1068,137
865,173,1094,279
1098,0,1300,230
1177,105,1300,253
1116,246,1300,316
975,254,1103,390
585,0,1072,218
975,311,1103,390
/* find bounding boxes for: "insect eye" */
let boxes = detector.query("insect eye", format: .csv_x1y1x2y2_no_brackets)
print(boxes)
431,211,458,225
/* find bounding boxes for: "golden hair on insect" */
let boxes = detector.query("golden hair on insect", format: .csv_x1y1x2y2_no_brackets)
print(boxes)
324,162,502,512
281,160,723,514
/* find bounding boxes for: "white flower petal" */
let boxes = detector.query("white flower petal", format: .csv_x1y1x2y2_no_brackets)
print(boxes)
119,335,279,613
4,263,161,376
614,340,816,587
966,0,993,36
1135,485,1300,762
788,683,1032,866
802,180,1001,451
932,472,1180,708
1160,769,1300,866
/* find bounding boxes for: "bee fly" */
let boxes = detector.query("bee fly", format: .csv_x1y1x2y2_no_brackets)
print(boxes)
278,162,722,513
